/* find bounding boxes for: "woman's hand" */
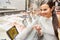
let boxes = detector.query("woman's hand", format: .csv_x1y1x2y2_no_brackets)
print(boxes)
33,25,42,35
33,24,43,37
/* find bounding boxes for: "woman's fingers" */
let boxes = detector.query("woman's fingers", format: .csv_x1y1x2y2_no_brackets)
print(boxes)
33,25,41,32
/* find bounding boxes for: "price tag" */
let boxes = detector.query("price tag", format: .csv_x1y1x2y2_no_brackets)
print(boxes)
7,26,19,40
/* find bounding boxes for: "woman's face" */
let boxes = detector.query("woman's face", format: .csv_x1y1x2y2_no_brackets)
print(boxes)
39,4,53,18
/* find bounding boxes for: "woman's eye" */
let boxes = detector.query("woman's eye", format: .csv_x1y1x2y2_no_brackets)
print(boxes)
40,9,47,11
44,9,47,11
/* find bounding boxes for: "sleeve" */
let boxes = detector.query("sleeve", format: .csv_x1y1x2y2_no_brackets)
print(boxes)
36,16,44,37
31,16,44,38
14,26,33,40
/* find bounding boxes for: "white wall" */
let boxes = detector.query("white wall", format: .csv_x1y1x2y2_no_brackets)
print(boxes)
0,0,25,10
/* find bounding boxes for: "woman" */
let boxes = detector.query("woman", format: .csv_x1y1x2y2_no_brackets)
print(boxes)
14,0,59,40
34,0,59,40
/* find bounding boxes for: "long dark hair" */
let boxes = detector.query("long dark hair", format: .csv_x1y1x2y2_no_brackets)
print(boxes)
52,1,59,40
52,10,59,40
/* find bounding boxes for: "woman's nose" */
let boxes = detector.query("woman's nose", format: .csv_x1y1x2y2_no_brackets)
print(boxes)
41,11,45,14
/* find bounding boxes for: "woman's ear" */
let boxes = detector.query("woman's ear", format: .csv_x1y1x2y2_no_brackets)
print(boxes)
51,6,55,12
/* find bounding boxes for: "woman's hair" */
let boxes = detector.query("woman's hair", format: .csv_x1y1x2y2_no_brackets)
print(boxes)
52,11,59,40
39,0,54,8
52,1,59,40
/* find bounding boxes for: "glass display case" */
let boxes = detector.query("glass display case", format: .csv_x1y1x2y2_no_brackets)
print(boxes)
25,0,42,11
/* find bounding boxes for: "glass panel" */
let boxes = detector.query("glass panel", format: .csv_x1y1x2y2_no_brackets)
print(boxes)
25,0,42,11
